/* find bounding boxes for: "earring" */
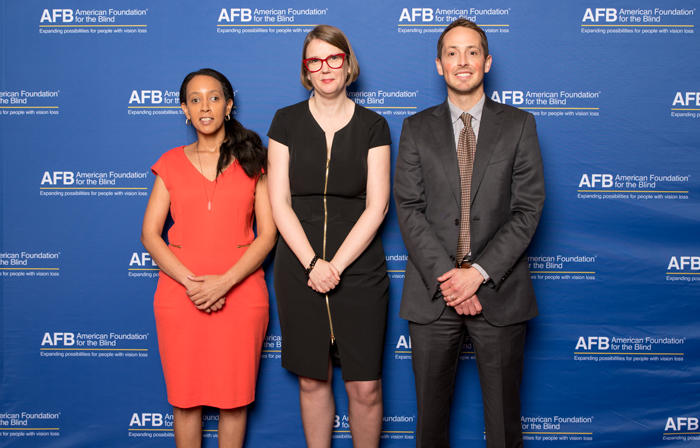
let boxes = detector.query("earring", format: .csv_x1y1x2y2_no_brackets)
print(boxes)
225,114,231,121
185,118,190,125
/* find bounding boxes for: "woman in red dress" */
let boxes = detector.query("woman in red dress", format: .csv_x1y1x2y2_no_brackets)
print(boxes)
141,68,276,448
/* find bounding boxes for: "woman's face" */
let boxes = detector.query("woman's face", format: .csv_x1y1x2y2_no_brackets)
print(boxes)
304,39,350,97
180,75,233,136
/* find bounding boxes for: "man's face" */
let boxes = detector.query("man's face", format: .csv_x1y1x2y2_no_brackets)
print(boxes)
435,27,492,98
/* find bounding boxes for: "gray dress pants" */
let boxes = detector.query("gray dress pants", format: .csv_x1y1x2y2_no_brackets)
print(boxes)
409,307,527,448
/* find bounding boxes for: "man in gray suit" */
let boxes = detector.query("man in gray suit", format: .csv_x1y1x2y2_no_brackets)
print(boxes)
394,19,545,448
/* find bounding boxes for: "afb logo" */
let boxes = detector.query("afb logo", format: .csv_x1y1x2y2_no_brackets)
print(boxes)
129,90,179,105
397,335,411,349
40,9,74,22
582,8,618,22
399,8,434,22
41,171,74,185
42,332,75,346
218,8,252,22
130,413,173,427
491,91,524,105
668,257,700,271
129,90,162,104
579,174,613,188
130,252,157,267
673,92,700,106
575,336,609,350
665,417,699,431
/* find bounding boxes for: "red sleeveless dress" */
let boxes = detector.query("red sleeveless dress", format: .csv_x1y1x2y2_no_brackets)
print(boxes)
152,146,269,408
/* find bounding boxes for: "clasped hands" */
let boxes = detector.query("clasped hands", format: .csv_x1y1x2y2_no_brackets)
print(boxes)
307,259,341,294
185,274,233,314
438,267,484,316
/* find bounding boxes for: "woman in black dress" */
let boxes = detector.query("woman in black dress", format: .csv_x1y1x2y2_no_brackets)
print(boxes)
267,25,391,447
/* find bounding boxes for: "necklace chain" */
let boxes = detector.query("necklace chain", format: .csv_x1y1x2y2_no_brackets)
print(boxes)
196,142,217,211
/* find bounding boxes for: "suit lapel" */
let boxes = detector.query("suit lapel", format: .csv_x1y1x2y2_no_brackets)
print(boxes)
429,100,461,204
471,98,503,204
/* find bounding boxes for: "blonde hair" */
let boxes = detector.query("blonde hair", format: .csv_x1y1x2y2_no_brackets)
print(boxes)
300,25,360,91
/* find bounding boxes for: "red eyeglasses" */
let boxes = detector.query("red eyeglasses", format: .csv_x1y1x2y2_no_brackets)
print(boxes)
303,53,347,73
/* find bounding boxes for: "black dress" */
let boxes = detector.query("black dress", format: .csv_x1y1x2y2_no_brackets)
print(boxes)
268,100,391,381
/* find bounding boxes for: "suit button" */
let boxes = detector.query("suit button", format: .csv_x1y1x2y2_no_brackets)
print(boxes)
450,255,455,261
454,219,459,226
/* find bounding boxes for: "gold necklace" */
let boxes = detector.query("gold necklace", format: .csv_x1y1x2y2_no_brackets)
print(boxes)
196,142,217,211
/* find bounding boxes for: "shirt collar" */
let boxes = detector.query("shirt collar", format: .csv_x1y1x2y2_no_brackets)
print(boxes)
448,94,486,125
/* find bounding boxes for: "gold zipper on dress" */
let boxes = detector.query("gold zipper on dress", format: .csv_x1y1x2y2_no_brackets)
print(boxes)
323,157,336,345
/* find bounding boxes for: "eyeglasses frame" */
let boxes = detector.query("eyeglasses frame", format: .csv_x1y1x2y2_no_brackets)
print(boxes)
302,53,348,73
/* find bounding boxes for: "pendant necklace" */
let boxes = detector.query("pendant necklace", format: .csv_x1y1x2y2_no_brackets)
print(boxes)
196,142,217,211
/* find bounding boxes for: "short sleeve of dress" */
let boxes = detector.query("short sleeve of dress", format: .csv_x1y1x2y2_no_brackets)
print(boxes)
151,153,171,191
368,116,392,148
267,110,289,146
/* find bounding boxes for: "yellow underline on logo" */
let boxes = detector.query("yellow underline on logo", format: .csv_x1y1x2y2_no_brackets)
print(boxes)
0,106,59,109
40,187,148,190
519,107,600,110
578,190,688,193
387,270,405,273
672,108,700,111
0,268,58,270
575,352,683,355
531,271,595,274
524,432,593,435
395,351,411,353
4,428,60,431
40,25,147,27
581,24,692,27
129,268,160,271
667,272,700,275
664,432,700,435
41,348,148,351
262,350,281,352
398,24,508,27
333,431,352,433
217,24,318,27
366,107,417,109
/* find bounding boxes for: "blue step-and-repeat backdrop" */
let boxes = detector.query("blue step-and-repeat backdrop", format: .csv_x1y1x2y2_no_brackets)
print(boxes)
1,1,699,446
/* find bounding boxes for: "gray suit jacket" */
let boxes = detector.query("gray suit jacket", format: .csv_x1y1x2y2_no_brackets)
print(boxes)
394,97,545,327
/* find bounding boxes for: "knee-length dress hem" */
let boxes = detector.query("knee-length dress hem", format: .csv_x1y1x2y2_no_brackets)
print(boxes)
152,147,269,408
268,101,390,381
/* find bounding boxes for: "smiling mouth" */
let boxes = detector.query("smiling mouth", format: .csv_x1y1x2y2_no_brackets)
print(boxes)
200,117,214,123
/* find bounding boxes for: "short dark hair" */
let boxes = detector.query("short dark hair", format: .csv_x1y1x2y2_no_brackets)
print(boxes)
437,18,489,59
300,25,360,90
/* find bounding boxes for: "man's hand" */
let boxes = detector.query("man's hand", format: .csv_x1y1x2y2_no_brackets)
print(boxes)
454,294,483,315
438,267,484,308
